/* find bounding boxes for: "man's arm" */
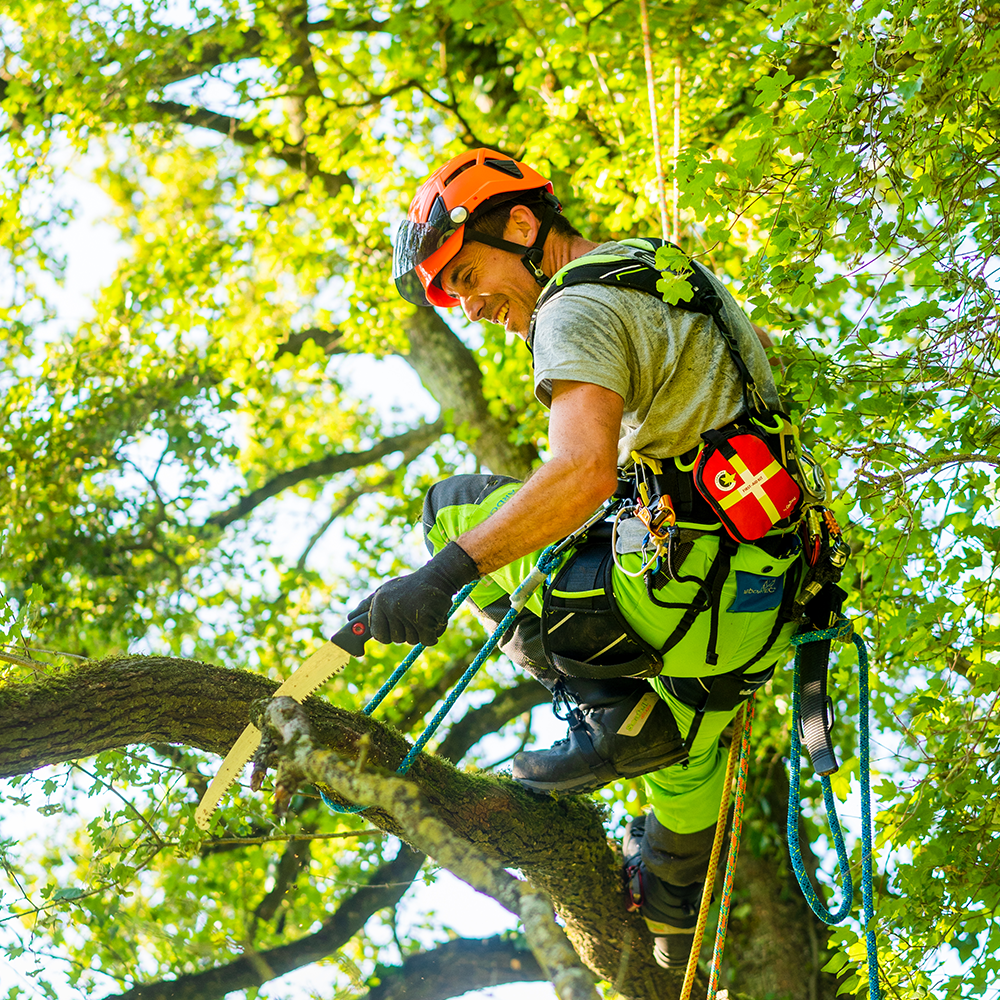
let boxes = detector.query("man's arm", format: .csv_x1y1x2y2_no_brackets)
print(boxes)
458,379,624,574
356,380,624,646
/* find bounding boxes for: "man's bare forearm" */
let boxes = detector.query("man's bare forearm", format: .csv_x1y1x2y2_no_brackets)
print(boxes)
456,380,623,576
457,455,616,575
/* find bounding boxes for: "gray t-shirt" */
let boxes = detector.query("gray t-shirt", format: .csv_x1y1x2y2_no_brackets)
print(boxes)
532,242,779,464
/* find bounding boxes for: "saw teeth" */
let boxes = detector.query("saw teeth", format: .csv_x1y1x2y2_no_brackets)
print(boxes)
194,639,356,830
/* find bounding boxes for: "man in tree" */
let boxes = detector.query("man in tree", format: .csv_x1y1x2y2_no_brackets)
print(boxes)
360,148,805,969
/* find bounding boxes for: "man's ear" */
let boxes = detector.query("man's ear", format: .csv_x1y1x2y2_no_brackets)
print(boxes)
504,204,540,247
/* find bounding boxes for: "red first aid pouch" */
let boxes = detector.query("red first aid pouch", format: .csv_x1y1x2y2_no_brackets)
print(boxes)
694,424,802,543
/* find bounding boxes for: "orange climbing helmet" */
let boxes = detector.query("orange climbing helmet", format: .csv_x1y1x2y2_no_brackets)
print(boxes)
392,149,561,307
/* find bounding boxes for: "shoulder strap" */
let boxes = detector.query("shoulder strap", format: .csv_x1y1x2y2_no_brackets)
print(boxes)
527,239,765,418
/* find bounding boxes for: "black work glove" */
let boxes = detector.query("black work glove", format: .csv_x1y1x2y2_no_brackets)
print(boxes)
351,541,480,647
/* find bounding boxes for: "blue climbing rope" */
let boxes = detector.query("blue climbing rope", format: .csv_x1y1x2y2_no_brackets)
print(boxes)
788,616,881,1000
322,542,567,814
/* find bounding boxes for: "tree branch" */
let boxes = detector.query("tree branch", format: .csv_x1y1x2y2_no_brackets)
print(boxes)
437,680,549,763
364,935,545,1000
145,100,350,196
0,656,674,996
403,309,537,479
144,26,265,85
250,831,313,931
99,844,426,1000
261,696,600,1000
134,11,393,87
205,421,444,529
274,326,347,359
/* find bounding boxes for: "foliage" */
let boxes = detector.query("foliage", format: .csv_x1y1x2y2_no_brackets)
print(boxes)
1,0,999,997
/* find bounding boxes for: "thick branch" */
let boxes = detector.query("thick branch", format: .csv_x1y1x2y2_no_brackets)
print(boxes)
205,421,444,528
403,309,537,479
127,12,390,85
262,696,599,1000
275,313,540,479
0,656,673,997
437,680,549,763
364,935,545,1000
145,100,349,195
100,844,425,1000
147,25,265,85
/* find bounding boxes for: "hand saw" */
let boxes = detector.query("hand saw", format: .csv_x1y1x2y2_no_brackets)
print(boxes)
195,608,371,831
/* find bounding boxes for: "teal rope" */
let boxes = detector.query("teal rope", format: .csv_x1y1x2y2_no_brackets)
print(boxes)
323,544,564,813
788,617,881,1000
321,581,480,815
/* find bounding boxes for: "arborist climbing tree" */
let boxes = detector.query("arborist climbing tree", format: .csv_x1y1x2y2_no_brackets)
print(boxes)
355,147,843,971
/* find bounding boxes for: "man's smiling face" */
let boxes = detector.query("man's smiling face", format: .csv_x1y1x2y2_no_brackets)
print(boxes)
439,207,543,339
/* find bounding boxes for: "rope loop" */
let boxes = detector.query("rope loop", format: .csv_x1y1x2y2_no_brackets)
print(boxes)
787,617,882,999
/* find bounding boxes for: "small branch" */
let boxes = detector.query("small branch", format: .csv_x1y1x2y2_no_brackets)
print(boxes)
205,420,444,529
1,643,87,661
259,697,600,1000
295,437,429,570
251,833,313,931
198,829,381,848
72,763,165,849
436,680,549,763
0,650,45,669
274,326,347,359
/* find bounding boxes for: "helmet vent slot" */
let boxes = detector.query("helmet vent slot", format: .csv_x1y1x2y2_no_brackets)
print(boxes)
485,158,524,178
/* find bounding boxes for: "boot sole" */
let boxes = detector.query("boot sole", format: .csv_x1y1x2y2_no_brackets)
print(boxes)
514,763,662,794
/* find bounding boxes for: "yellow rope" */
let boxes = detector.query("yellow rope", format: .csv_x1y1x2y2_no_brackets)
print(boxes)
678,702,746,1000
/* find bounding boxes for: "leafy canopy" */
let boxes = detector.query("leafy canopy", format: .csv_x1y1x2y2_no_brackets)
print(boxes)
1,0,999,997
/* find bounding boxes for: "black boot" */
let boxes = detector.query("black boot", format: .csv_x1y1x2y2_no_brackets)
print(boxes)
623,814,706,970
511,678,687,793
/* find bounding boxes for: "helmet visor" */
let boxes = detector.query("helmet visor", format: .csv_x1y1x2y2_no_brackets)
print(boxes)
393,196,463,306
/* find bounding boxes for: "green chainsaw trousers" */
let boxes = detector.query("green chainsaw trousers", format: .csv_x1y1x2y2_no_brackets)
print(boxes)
423,474,801,842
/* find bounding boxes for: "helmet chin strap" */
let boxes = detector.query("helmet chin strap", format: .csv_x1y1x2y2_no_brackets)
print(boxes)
463,197,558,288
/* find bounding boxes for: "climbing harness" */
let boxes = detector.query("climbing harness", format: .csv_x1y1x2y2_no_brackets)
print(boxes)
526,237,823,542
787,616,882,1000
322,504,615,814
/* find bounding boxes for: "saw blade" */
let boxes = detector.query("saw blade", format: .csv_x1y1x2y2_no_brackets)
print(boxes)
195,612,371,831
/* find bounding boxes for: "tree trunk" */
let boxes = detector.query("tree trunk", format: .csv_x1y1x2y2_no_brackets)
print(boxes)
403,308,537,480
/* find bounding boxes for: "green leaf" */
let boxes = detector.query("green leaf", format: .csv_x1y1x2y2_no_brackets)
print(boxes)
52,887,86,901
822,951,850,974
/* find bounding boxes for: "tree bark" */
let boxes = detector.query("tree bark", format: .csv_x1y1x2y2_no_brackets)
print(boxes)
403,308,538,480
100,845,425,1000
1,658,847,1000
364,935,545,1000
0,657,672,997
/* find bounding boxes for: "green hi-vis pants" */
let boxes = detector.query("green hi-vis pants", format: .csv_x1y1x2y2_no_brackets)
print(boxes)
423,474,801,836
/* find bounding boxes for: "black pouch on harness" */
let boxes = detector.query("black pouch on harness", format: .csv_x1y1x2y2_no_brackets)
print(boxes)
541,536,662,680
